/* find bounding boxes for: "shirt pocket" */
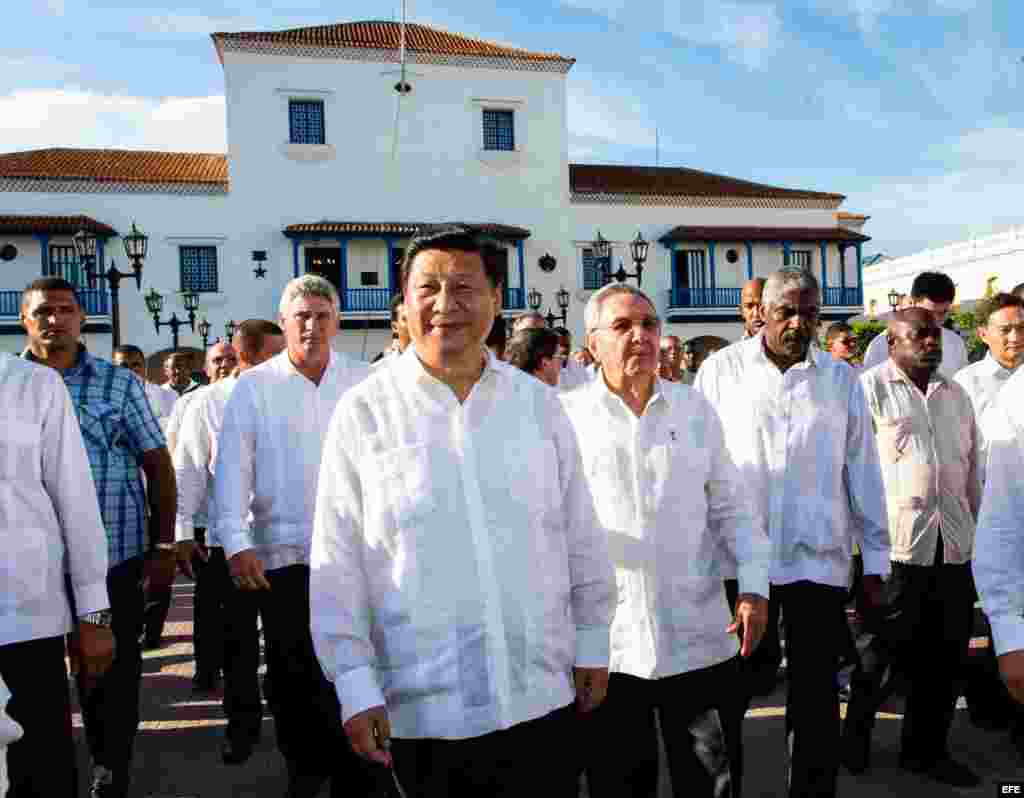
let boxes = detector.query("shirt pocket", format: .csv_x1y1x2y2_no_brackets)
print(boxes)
368,444,438,532
77,400,125,454
0,415,41,481
0,526,49,610
875,417,912,464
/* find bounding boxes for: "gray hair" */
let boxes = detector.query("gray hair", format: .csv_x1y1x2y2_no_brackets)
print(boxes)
584,283,657,334
278,274,340,318
761,269,820,307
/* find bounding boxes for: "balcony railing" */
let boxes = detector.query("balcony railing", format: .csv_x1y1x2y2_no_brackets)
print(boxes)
668,285,863,310
669,287,743,309
0,288,110,318
342,288,392,312
338,286,526,313
823,286,863,306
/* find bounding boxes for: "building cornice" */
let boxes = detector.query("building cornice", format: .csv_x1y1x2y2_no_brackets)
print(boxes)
0,178,228,196
218,39,573,74
570,192,844,210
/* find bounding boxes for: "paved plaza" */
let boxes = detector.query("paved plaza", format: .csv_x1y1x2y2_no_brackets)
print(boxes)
71,580,1024,797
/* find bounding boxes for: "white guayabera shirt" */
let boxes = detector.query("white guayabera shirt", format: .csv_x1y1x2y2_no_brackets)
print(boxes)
955,354,1018,481
0,354,110,647
214,350,370,569
695,334,891,587
862,327,967,378
561,376,769,678
173,376,238,545
311,348,615,740
144,382,177,432
974,368,1024,655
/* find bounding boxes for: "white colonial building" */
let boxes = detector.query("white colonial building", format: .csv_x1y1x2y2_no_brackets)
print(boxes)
0,20,870,368
863,226,1024,317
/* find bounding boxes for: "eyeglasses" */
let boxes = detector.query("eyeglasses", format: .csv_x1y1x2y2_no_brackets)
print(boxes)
593,315,661,335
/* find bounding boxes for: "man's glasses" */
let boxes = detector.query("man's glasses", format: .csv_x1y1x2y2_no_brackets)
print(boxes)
594,316,661,335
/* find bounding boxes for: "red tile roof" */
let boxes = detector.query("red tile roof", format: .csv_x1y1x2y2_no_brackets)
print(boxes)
284,221,531,240
213,21,574,67
570,164,845,201
658,226,870,243
0,215,117,237
0,148,228,185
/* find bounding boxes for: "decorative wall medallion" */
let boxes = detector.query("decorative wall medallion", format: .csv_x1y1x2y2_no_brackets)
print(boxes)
726,248,739,264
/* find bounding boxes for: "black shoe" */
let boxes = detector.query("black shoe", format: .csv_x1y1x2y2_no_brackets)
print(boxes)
192,671,220,693
221,734,257,765
89,766,128,798
901,756,981,788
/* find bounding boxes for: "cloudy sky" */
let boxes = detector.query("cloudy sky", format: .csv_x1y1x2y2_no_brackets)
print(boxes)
4,0,1021,255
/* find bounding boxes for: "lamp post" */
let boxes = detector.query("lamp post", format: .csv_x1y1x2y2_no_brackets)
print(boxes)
197,317,212,349
592,231,648,287
225,319,237,341
73,222,148,350
887,288,901,312
145,288,199,351
527,286,570,328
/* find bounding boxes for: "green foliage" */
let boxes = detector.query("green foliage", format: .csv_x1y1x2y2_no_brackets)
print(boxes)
950,310,986,361
850,321,886,363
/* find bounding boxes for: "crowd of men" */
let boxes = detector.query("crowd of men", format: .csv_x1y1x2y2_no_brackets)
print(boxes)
2,224,1024,798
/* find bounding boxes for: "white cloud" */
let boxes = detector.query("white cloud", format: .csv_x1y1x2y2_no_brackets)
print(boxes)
854,123,1024,255
38,0,65,16
0,89,226,153
567,77,657,152
563,0,783,69
664,1,783,68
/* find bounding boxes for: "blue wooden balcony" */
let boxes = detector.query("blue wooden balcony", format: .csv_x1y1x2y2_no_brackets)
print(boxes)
341,288,392,312
668,285,863,310
0,288,110,318
340,286,526,313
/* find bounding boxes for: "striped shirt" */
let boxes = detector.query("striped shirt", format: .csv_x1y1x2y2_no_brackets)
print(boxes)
25,346,166,566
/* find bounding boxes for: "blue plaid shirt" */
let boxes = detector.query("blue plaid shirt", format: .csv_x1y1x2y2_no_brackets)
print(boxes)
25,346,166,566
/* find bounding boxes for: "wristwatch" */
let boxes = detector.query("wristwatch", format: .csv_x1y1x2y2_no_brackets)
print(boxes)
80,610,113,628
150,542,177,557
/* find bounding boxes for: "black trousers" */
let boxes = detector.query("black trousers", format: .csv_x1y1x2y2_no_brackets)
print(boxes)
391,704,577,798
193,541,230,678
238,564,381,794
719,578,783,798
844,549,974,763
221,558,263,745
79,556,145,774
0,635,77,797
584,666,733,798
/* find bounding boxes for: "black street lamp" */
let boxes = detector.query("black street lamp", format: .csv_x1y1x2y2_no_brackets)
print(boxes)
592,231,648,287
145,288,199,351
73,222,148,349
225,319,238,341
526,286,570,328
887,288,901,312
197,317,212,349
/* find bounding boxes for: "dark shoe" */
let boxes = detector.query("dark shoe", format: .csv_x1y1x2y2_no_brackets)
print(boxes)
901,756,981,788
192,671,220,693
221,734,257,765
89,766,128,798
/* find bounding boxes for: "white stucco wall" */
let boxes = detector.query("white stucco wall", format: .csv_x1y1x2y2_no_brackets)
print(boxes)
863,226,1024,315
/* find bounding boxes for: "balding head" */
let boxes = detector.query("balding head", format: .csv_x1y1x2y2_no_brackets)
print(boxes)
740,278,766,337
887,307,942,378
205,341,238,383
